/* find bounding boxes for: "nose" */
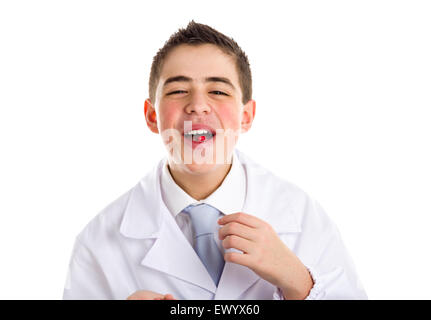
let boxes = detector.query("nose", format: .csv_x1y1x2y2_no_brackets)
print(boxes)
184,91,211,115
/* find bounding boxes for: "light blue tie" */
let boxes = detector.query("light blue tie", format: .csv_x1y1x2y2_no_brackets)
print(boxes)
183,203,225,286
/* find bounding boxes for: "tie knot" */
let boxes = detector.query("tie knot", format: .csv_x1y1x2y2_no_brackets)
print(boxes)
183,203,221,237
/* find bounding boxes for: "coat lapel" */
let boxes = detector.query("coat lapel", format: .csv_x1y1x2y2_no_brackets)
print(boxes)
119,159,216,294
140,209,216,293
214,261,259,299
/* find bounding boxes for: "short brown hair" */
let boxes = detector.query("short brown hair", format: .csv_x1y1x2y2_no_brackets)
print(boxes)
149,20,252,105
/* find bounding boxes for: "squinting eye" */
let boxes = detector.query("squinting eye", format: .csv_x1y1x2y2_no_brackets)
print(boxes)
211,91,228,96
167,90,187,95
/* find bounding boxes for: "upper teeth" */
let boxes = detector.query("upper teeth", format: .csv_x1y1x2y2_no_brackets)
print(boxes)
185,129,211,135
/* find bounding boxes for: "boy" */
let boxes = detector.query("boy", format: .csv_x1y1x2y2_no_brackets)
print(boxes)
63,21,367,300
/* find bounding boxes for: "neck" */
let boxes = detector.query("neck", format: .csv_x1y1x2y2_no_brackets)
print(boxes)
167,163,232,200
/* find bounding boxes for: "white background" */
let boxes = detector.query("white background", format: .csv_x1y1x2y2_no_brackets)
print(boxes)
0,0,430,299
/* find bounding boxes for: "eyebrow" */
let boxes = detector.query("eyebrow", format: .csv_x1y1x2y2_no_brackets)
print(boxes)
163,75,235,90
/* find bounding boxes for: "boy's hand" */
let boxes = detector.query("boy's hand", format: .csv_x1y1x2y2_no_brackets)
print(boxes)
218,212,313,300
127,290,176,300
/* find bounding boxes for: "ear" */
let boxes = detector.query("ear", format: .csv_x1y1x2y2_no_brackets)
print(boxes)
144,99,159,134
241,99,256,133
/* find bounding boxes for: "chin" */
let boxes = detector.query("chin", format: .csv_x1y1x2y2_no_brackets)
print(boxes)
181,162,221,175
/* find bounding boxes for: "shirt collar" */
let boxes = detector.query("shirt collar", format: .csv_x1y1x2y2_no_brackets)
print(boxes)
160,151,246,217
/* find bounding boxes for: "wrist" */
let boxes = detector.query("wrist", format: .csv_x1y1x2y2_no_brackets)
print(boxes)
279,265,314,300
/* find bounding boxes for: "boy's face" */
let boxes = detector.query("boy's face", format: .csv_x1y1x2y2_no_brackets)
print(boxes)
145,43,255,174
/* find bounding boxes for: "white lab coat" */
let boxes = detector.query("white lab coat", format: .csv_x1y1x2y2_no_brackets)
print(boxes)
63,150,367,300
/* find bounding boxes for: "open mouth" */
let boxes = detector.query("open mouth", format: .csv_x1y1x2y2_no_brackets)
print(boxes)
183,129,214,143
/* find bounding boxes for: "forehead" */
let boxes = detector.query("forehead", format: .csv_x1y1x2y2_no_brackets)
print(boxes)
159,44,240,87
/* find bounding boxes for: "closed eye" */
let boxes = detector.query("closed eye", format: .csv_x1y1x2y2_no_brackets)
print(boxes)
167,90,187,95
167,90,228,96
211,91,228,96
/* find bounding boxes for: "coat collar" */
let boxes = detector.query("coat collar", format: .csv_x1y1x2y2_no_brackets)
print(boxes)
119,160,165,239
119,149,301,297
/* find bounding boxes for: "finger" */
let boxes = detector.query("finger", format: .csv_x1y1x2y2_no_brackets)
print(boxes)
222,235,255,254
218,212,261,228
224,251,255,269
127,291,165,300
218,221,256,241
164,294,176,300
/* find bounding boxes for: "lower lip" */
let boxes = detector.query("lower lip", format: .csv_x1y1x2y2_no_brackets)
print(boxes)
183,134,215,149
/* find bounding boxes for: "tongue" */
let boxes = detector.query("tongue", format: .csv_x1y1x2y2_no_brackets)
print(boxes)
192,134,212,142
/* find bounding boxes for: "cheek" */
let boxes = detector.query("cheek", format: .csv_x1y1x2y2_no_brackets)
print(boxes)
158,102,182,129
218,105,241,129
